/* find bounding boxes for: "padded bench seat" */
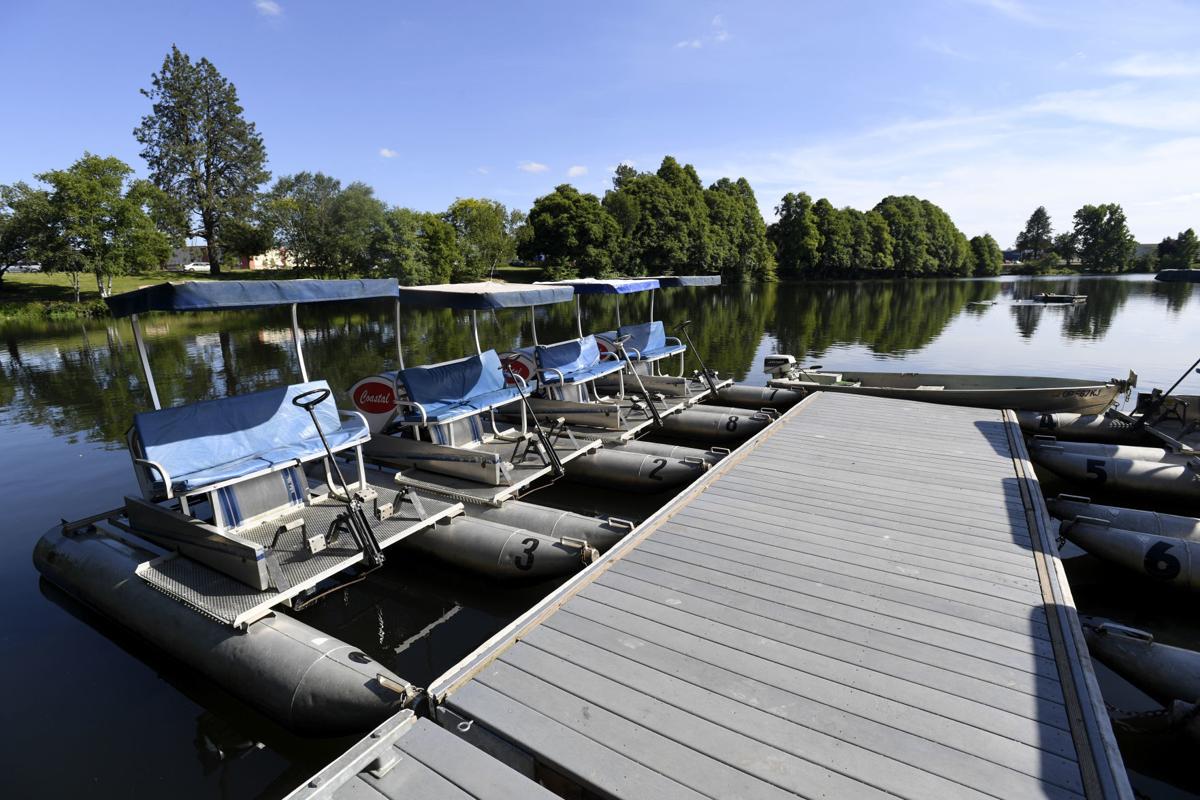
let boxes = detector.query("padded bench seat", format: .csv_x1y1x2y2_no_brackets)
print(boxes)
617,320,686,361
131,380,368,496
394,349,529,425
535,335,625,385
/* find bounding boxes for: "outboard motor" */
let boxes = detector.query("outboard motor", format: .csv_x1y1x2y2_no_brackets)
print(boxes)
763,354,796,379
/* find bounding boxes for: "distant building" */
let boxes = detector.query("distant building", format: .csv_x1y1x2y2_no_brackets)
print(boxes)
240,248,294,270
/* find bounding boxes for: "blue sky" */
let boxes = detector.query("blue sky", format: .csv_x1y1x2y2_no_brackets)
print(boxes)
2,0,1199,243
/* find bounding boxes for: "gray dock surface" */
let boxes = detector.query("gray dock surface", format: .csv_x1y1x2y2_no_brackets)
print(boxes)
286,710,557,799
299,391,1129,799
431,392,1128,799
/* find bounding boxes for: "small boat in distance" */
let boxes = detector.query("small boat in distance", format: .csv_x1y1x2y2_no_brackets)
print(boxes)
1033,292,1087,304
1155,269,1200,283
764,358,1134,413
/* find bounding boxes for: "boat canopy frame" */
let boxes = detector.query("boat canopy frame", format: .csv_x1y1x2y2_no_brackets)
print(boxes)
107,279,399,410
393,281,574,368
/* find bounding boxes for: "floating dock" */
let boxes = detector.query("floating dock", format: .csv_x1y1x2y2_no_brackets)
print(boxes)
292,392,1131,799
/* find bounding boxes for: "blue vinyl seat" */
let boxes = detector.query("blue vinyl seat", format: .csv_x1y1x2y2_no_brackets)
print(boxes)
130,380,369,497
393,349,528,424
617,321,686,361
535,335,625,385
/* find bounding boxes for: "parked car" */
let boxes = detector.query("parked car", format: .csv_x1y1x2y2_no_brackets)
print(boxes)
165,262,210,273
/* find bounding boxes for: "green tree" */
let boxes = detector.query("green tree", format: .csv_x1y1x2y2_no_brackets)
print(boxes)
862,209,894,273
1015,206,1053,258
921,200,970,276
1158,228,1199,271
969,233,1003,276
418,213,460,284
220,218,275,268
769,192,822,277
0,182,49,284
1052,231,1076,265
33,154,170,300
265,172,389,276
134,45,269,275
602,157,710,274
874,196,932,275
812,199,854,276
443,198,516,281
520,184,621,278
1072,203,1135,272
703,178,775,281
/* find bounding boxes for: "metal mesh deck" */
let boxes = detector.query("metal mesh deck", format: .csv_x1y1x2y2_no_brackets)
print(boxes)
136,484,460,627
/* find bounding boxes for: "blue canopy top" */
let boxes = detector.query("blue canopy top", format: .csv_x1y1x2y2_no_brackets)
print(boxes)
107,278,399,318
642,275,721,288
541,278,660,295
397,281,574,310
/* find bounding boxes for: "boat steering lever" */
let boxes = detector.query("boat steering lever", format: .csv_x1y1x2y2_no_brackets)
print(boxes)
291,388,385,568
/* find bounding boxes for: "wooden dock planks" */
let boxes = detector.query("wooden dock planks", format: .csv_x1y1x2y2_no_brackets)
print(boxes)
436,392,1130,799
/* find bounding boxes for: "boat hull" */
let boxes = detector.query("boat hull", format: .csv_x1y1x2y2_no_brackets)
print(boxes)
402,517,595,579
715,383,805,411
1155,270,1200,283
1029,440,1200,502
1084,619,1200,704
1059,519,1200,590
769,371,1125,413
1015,410,1157,445
33,524,409,734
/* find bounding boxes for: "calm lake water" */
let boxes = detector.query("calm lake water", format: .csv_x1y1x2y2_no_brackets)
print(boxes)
2,273,1197,798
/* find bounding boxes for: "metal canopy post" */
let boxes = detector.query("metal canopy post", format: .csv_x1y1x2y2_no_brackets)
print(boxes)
394,298,405,369
649,289,655,322
575,297,584,339
471,310,482,355
291,303,309,381
130,313,161,410
530,306,539,345
615,296,622,328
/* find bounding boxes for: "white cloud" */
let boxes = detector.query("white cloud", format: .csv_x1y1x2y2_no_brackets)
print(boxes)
712,14,729,42
254,0,282,17
567,165,588,177
698,84,1200,241
965,0,1045,26
675,13,729,50
476,166,490,174
379,147,399,158
518,161,549,173
1107,52,1200,78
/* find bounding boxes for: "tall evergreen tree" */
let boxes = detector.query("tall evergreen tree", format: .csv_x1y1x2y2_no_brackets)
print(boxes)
769,192,822,277
1015,206,1053,258
134,46,269,274
812,199,853,276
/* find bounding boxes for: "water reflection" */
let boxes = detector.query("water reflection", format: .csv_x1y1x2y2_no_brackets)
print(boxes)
1,275,1195,448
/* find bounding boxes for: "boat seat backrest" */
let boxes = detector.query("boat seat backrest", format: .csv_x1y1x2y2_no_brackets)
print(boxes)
535,335,602,376
131,380,363,497
396,349,507,408
618,320,668,354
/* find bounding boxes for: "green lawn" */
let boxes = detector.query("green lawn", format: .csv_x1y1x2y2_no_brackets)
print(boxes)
2,270,207,303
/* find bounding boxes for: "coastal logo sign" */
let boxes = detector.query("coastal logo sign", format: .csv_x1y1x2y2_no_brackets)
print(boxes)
501,352,533,384
353,380,396,414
